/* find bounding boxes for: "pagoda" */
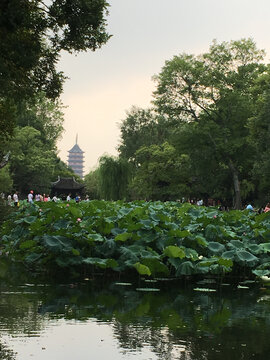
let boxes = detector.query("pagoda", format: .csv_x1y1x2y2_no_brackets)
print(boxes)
67,135,84,178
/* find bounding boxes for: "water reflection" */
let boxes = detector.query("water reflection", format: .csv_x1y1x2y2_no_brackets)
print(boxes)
0,276,270,359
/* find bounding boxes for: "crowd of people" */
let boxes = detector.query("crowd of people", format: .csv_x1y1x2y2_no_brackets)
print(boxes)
1,191,270,213
1,191,90,206
245,202,270,213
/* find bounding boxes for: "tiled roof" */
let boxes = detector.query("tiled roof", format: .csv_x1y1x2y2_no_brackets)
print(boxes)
68,144,84,153
51,177,84,189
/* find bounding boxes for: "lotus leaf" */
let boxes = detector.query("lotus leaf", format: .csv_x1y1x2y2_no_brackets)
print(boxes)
139,219,158,229
236,250,259,266
260,243,270,253
247,244,262,255
115,232,133,242
141,258,169,275
68,206,82,219
194,288,216,292
87,233,104,242
221,250,235,260
136,288,160,291
208,242,225,254
184,248,199,261
82,257,108,268
252,269,270,277
25,253,43,263
205,224,219,241
43,235,72,252
195,236,208,247
164,246,185,259
134,262,151,276
228,240,245,250
175,261,194,276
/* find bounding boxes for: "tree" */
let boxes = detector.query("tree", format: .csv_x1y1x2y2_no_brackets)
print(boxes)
130,142,191,201
0,166,13,194
0,0,110,139
84,168,101,199
9,127,57,194
154,39,267,208
98,155,130,200
118,106,170,161
248,88,270,202
16,92,65,149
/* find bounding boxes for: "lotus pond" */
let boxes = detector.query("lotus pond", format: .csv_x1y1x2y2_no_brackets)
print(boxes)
1,200,270,281
1,201,270,359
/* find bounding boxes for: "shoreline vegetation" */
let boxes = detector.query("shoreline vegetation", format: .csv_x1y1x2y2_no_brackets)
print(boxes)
1,200,270,284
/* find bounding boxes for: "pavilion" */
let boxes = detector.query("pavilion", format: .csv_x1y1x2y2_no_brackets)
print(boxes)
51,176,84,199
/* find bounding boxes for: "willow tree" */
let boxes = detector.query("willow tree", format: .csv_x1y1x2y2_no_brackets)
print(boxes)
154,39,267,209
98,156,131,200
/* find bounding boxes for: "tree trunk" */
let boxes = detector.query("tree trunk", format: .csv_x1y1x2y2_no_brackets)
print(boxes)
229,159,242,209
0,152,10,169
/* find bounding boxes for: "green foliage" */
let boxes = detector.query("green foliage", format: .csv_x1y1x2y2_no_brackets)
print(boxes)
98,155,131,200
130,142,191,201
8,126,57,194
0,0,110,146
3,93,76,194
1,201,270,280
116,38,270,207
118,106,170,161
84,168,101,199
0,166,13,193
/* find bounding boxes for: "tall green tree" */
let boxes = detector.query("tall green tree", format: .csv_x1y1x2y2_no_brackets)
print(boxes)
9,126,57,194
154,39,267,208
98,155,130,200
84,168,101,199
130,142,191,201
248,88,270,202
118,106,170,161
16,93,65,149
0,0,110,141
0,166,13,194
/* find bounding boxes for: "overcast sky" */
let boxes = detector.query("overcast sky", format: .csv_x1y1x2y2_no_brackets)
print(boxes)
57,0,270,174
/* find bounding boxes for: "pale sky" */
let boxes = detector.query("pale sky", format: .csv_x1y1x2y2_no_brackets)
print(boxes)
57,0,270,174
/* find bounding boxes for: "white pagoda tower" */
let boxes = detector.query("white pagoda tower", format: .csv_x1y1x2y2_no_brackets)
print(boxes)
67,135,84,178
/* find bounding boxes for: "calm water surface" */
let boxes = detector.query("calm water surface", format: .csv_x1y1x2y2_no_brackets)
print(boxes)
0,274,270,360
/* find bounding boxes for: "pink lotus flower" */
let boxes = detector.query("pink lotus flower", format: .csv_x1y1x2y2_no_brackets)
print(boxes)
213,215,217,218
77,218,82,222
66,204,70,207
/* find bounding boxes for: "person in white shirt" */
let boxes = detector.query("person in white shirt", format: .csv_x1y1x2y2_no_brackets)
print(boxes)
13,192,19,207
7,194,12,206
28,190,34,203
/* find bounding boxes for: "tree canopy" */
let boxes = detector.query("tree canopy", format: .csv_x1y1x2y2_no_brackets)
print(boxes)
0,0,111,142
152,39,268,208
92,38,270,208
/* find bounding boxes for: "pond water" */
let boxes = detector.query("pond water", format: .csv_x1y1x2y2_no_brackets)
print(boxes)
0,274,270,360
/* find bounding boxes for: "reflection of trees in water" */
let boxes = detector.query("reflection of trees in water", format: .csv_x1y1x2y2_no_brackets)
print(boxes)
107,288,270,360
1,279,270,359
0,286,47,336
0,340,16,360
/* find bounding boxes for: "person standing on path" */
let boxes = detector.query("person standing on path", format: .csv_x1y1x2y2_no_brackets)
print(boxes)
13,192,19,207
28,190,34,204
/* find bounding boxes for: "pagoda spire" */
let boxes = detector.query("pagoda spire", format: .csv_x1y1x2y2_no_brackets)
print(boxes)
76,134,78,145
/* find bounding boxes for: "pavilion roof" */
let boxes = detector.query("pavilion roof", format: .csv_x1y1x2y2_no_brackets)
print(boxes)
51,177,84,190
